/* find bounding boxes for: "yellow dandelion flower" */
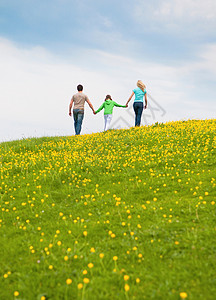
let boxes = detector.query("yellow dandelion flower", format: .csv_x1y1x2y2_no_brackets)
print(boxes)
180,292,188,299
124,284,130,292
83,278,90,284
88,263,94,268
66,278,72,285
124,275,129,281
78,283,83,289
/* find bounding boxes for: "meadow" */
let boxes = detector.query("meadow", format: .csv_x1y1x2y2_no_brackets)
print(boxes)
0,119,216,300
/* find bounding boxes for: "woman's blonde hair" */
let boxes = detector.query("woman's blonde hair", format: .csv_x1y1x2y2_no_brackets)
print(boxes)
137,80,146,92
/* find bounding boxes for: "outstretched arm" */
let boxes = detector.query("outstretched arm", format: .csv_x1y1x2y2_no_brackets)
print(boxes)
69,98,74,116
144,93,147,109
113,101,126,108
95,103,104,114
86,99,95,114
126,92,134,107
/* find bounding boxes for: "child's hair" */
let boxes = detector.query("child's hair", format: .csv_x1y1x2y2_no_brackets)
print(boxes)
105,95,112,101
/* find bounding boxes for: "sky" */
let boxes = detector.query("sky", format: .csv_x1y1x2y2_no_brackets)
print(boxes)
0,0,216,141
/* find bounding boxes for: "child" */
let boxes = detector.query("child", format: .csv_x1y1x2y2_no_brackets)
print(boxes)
95,95,126,131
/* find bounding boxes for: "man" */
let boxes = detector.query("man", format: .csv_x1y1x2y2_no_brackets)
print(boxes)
69,84,95,135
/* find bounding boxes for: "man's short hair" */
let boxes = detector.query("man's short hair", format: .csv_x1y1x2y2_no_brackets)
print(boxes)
77,84,83,91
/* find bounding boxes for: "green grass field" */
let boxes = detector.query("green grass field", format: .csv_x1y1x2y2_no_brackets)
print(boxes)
0,119,216,300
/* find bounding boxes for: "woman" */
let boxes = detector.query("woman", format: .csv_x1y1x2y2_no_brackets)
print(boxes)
95,95,126,131
126,80,147,127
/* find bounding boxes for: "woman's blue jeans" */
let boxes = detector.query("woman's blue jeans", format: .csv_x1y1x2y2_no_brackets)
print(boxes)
73,109,84,135
133,102,143,126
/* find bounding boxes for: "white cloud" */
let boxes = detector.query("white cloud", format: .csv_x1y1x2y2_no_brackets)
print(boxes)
0,37,215,142
134,0,216,33
173,43,216,85
154,0,216,19
198,44,216,75
99,15,113,28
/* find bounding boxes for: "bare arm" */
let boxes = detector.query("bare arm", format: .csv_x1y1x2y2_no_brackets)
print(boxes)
144,93,147,109
126,92,134,107
69,98,74,116
86,99,95,114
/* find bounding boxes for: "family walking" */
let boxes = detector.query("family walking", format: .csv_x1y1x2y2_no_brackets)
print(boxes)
69,80,147,135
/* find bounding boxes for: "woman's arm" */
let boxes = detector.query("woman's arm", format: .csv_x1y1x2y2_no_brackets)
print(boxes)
126,92,134,107
144,93,147,109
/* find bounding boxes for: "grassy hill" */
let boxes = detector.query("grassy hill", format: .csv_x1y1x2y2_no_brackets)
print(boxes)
0,119,216,300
